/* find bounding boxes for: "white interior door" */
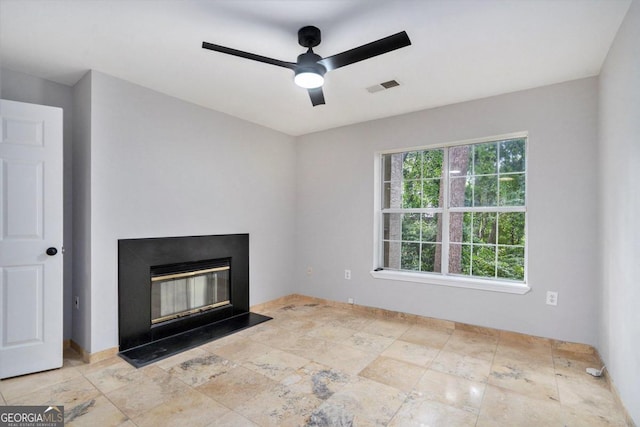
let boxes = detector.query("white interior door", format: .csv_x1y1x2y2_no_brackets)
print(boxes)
0,99,63,379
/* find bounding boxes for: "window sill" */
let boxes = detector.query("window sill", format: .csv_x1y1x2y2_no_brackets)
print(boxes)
369,270,530,295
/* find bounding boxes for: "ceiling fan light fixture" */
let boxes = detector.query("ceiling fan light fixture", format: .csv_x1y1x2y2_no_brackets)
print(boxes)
294,69,325,89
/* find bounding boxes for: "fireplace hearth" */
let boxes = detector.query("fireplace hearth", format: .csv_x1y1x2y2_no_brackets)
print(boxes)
117,234,270,367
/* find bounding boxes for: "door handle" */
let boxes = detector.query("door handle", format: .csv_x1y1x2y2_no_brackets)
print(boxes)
46,247,58,256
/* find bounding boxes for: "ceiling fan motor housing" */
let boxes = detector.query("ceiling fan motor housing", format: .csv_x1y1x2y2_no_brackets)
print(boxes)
298,26,321,48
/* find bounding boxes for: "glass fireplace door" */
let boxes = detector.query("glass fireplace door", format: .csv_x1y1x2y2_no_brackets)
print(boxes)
151,265,230,324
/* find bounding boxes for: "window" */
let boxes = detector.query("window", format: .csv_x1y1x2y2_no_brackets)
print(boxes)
375,134,527,292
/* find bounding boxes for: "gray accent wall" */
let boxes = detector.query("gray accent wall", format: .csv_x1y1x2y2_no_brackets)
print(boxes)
295,77,600,346
598,0,640,422
71,72,92,351
82,71,297,353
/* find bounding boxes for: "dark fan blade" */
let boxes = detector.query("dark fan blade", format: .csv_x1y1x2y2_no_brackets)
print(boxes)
202,41,296,70
319,31,411,71
308,88,325,106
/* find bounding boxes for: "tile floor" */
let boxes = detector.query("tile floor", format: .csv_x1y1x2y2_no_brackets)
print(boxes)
0,298,630,426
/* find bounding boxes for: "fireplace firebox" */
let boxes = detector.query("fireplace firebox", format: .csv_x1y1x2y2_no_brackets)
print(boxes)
117,234,270,367
151,259,231,325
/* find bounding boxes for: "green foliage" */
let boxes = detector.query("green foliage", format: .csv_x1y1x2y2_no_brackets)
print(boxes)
472,213,497,244
472,245,497,278
450,211,525,280
401,242,420,270
498,212,525,246
497,247,525,280
401,213,421,241
474,143,498,175
400,149,444,209
499,138,526,173
499,173,525,206
420,243,439,272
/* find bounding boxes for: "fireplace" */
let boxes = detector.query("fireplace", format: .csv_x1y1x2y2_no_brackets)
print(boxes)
117,234,270,367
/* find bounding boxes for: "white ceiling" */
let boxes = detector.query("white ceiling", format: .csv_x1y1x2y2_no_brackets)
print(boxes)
0,0,631,136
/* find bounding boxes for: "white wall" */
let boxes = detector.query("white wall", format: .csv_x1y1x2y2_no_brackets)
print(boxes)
598,0,640,423
295,77,600,345
86,71,297,352
1,68,74,341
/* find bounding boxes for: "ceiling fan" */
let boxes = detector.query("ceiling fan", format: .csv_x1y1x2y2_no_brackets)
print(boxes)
202,26,411,106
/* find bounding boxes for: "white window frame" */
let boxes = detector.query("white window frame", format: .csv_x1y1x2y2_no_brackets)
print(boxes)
371,132,530,294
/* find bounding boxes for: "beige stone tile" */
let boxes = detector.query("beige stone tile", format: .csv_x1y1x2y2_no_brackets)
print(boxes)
557,375,628,423
310,341,378,376
0,365,83,402
552,340,595,354
562,408,629,427
456,322,501,337
163,353,238,386
389,394,479,426
500,330,552,347
381,339,440,367
63,347,86,368
488,357,559,401
234,383,322,427
553,349,607,387
83,357,147,394
1,299,628,427
361,318,412,339
399,323,453,348
232,320,275,338
247,324,304,347
495,336,554,366
132,389,229,427
325,313,374,331
414,369,486,414
305,324,358,342
359,356,425,393
430,350,493,382
259,333,328,361
77,355,122,375
242,348,309,381
276,302,325,318
209,410,259,427
477,384,569,427
64,395,128,427
415,316,456,331
198,330,248,353
308,376,407,426
197,366,277,409
211,339,275,364
443,330,498,361
105,368,192,419
153,347,209,370
247,324,301,345
9,375,100,407
340,330,395,354
280,362,351,400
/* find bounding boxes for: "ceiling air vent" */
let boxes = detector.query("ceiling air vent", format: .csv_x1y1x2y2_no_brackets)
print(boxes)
366,79,401,94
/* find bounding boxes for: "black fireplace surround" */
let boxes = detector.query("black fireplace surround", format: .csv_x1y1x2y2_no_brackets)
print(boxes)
118,234,270,367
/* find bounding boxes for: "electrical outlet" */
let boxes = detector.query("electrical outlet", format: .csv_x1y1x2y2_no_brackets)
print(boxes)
344,269,351,280
546,291,558,306
348,297,354,304
74,296,80,310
